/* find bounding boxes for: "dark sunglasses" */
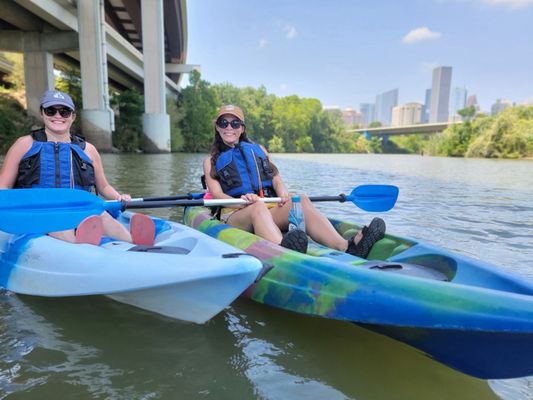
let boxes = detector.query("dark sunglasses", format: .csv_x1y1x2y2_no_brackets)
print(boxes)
42,107,73,118
216,118,244,129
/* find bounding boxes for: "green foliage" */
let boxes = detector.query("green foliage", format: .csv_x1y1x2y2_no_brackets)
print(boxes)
466,106,533,158
267,136,284,152
167,97,185,152
458,106,476,120
367,137,383,153
1,53,24,90
427,106,533,158
388,135,427,154
111,89,144,151
178,70,219,152
368,121,382,128
0,93,38,154
55,66,82,132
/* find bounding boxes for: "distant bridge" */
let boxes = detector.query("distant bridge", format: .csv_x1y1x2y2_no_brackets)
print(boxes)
348,121,462,137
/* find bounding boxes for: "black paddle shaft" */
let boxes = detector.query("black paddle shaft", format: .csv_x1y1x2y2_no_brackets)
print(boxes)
308,194,346,203
122,199,206,210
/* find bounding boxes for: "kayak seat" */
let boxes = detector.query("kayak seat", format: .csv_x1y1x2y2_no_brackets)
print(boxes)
128,245,190,254
362,260,449,281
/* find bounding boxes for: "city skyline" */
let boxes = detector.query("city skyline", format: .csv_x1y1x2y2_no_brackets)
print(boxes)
186,0,533,113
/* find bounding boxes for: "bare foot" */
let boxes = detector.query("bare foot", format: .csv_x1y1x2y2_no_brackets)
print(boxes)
75,215,103,245
130,213,155,246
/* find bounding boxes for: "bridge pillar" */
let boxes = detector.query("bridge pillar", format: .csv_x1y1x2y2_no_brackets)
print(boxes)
77,0,114,152
140,0,171,153
23,50,54,119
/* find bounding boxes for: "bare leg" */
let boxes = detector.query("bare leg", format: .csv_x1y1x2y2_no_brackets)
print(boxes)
48,215,103,245
48,230,76,243
101,211,132,242
298,196,361,251
227,202,283,244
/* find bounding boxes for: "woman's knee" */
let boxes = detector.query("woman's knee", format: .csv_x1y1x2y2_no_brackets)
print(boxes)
248,201,271,218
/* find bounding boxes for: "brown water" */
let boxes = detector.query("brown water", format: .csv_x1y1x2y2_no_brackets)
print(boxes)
1,153,532,399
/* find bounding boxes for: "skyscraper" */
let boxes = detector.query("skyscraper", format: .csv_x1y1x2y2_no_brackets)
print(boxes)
374,89,398,125
450,87,468,116
422,88,431,123
359,103,375,126
429,66,452,123
391,102,423,126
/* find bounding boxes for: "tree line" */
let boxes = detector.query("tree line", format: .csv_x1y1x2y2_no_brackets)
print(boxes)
1,56,531,158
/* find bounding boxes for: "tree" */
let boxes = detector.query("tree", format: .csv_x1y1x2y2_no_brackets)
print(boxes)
111,89,144,151
178,70,219,152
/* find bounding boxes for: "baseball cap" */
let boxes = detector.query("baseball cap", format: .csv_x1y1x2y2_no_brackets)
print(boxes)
40,90,76,110
214,105,244,122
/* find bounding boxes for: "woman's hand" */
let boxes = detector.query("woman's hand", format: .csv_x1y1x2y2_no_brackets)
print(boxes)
116,193,132,202
278,192,291,207
241,193,259,205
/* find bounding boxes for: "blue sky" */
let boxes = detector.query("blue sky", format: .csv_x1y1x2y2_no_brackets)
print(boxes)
186,0,533,112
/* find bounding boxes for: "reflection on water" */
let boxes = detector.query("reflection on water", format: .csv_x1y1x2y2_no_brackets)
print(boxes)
1,153,532,399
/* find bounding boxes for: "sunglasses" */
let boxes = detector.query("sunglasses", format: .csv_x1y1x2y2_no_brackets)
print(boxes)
42,107,74,118
216,118,244,129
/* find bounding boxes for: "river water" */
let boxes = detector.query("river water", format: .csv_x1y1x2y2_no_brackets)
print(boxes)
1,153,532,399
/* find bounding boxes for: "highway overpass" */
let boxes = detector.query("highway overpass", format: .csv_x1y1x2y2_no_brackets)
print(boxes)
348,121,462,137
0,0,195,152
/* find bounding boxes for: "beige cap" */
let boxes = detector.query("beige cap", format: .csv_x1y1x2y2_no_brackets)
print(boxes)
214,105,245,122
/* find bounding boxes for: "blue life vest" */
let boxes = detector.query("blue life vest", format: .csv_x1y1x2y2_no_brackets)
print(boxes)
215,142,275,197
15,129,96,192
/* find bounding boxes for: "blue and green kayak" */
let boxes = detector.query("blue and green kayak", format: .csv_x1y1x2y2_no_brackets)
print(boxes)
184,206,533,379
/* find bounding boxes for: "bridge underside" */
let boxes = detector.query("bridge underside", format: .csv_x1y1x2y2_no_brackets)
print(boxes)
0,0,191,153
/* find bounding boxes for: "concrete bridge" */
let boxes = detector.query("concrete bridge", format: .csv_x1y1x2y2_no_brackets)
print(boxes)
348,121,462,140
0,0,195,152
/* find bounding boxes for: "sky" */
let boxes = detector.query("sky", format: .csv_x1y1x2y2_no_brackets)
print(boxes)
185,0,533,112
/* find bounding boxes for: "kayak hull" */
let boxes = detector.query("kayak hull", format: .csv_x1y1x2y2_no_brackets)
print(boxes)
0,212,263,323
184,206,533,378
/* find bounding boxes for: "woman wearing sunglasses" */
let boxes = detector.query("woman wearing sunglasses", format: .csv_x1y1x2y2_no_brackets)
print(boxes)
0,89,154,246
203,104,385,256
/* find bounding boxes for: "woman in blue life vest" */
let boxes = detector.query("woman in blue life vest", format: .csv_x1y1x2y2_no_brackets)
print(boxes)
203,104,386,257
0,90,154,245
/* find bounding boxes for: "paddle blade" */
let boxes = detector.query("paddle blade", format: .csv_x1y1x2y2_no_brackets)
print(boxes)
347,185,399,212
0,189,106,234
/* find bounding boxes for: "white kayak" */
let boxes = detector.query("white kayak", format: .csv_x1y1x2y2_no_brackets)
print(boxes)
0,211,263,323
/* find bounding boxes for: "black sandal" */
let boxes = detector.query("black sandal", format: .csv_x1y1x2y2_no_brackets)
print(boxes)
346,217,386,258
280,229,308,254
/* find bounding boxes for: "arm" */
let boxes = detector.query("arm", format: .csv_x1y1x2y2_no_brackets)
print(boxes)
85,143,130,201
0,136,33,189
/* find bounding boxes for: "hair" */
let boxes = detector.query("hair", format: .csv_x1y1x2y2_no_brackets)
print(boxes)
209,116,279,179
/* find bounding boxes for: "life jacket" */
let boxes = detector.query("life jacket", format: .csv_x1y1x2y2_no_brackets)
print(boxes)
15,129,96,192
215,141,275,197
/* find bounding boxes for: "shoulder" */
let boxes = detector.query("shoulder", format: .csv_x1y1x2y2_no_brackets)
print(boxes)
258,144,270,156
10,135,34,153
83,142,100,162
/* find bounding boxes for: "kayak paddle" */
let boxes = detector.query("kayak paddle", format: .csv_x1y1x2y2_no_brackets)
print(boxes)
0,185,398,234
133,184,399,212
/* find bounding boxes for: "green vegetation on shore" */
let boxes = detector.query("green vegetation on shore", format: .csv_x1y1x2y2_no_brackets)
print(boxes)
1,64,531,158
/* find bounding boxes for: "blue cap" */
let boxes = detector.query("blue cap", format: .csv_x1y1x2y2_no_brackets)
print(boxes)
40,90,75,110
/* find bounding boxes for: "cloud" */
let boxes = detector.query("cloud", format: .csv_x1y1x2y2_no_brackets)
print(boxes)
479,0,533,9
279,83,288,91
524,96,533,105
284,25,297,39
259,39,268,48
402,27,442,44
